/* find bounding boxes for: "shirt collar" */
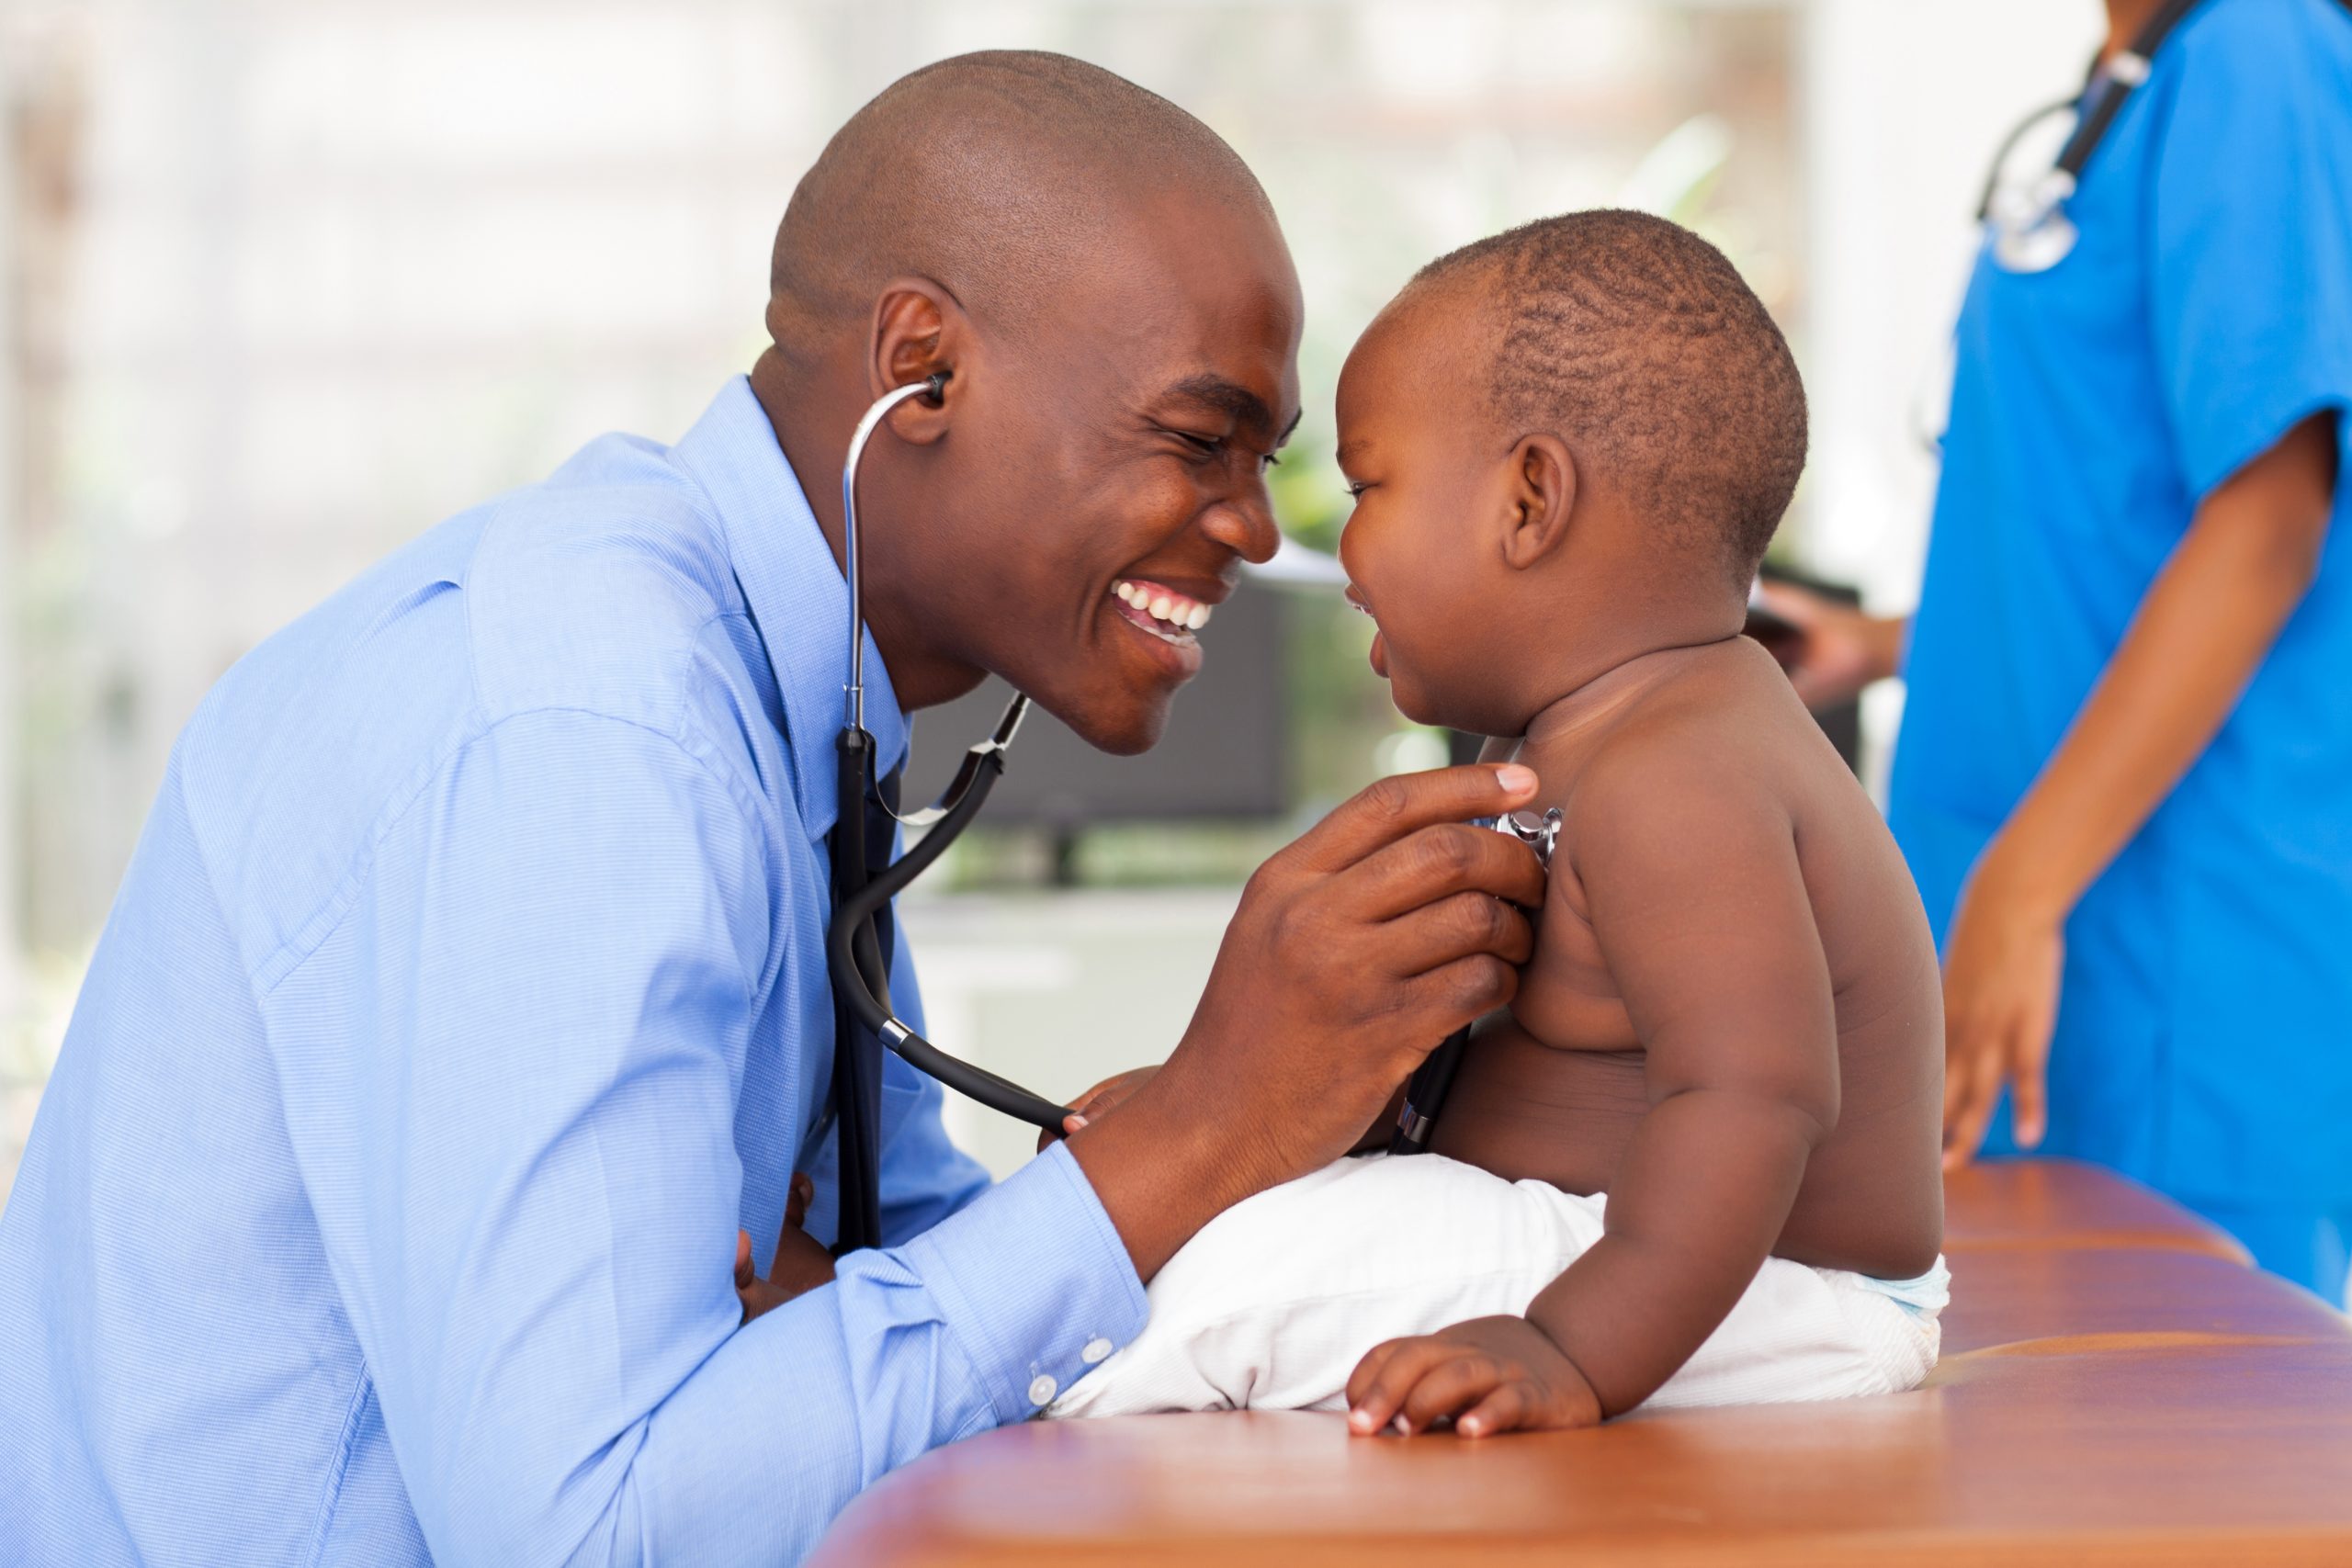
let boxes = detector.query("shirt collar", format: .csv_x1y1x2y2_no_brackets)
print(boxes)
673,375,910,841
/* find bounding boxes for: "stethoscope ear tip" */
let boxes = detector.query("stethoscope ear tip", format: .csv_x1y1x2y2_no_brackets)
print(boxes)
922,370,950,407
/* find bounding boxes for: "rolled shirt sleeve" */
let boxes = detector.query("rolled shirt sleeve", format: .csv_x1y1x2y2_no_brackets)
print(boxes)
266,707,1144,1565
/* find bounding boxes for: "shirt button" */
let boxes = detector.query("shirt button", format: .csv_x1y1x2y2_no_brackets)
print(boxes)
1081,1337,1115,1365
1028,1373,1058,1406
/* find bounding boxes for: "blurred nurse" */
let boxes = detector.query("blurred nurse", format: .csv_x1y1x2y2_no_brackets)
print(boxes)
1766,0,2352,1303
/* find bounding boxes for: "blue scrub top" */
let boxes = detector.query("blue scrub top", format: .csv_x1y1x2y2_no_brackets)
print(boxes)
1890,0,2352,1210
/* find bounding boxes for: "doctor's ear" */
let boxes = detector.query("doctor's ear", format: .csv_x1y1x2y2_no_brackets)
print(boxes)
1499,434,1577,570
868,278,969,446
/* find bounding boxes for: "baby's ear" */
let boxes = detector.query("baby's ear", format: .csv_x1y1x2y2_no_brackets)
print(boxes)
1499,434,1577,570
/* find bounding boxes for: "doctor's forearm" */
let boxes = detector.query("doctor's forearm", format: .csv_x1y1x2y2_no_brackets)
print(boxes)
1978,413,2338,915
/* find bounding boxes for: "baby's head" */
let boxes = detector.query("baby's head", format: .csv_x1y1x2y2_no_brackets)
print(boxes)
1336,210,1806,735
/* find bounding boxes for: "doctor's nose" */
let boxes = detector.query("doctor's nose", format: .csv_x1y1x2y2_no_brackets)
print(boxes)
1202,491,1282,566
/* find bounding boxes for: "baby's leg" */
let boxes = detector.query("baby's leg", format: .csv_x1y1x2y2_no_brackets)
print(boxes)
1645,1257,1946,1408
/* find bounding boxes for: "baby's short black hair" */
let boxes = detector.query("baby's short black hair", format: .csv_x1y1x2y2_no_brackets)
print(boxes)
1413,209,1807,588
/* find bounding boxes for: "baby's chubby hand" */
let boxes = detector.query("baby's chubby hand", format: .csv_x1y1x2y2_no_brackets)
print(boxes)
1345,1316,1601,1438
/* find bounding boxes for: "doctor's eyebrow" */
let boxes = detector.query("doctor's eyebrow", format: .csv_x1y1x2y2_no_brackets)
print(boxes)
1163,374,1301,447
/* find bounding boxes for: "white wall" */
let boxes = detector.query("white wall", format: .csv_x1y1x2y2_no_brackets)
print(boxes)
0,46,17,1011
1798,0,2105,609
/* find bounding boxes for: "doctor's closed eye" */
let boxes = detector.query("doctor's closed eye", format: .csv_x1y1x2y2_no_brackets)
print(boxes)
1167,427,1285,469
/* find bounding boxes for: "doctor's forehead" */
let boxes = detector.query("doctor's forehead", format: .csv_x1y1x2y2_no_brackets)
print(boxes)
1154,373,1303,442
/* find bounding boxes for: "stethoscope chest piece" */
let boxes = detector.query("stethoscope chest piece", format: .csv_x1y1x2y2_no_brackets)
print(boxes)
1489,806,1564,870
1990,170,2082,275
1387,804,1563,1155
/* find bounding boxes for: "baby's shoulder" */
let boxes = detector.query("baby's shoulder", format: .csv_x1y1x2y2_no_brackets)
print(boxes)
1576,642,1808,793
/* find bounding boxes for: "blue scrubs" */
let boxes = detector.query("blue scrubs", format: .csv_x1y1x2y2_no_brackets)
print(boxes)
1890,0,2352,1303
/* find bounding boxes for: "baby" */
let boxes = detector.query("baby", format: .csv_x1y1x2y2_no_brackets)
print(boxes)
1051,210,1948,1434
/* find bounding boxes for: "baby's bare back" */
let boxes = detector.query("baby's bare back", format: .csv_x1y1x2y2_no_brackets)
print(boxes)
1432,639,1945,1280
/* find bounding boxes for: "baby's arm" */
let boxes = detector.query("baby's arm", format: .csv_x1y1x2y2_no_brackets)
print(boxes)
1347,736,1836,1433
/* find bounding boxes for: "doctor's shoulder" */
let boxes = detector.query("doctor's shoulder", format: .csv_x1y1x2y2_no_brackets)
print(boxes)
457,436,756,737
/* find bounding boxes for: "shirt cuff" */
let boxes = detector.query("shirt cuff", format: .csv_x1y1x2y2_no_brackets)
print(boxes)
895,1139,1148,1427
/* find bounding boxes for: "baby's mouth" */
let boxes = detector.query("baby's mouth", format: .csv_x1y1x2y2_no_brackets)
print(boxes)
1112,579,1215,647
1346,583,1389,679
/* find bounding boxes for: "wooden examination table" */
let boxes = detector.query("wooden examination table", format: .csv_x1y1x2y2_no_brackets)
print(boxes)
809,1159,2352,1566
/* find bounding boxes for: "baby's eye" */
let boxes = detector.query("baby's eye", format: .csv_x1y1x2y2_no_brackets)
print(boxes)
1345,480,1373,499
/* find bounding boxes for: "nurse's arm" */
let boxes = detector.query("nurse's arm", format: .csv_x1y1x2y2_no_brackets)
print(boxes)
1941,411,2340,1161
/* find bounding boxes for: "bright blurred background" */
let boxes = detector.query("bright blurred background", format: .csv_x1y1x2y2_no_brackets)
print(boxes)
0,0,2106,1192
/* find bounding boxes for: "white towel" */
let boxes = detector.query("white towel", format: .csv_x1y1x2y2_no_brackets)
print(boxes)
1048,1152,1943,1420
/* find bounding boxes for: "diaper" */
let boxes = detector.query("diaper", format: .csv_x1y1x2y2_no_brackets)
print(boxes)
1047,1152,1945,1419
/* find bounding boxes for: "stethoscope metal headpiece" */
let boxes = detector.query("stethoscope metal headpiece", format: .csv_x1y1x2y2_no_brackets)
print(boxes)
1480,806,1563,871
840,370,950,736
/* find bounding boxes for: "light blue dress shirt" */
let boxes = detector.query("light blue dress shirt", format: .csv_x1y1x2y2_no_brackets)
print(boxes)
1890,0,2352,1295
0,376,1148,1564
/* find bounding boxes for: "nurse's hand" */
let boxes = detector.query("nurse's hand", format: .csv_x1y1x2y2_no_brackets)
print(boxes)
1751,581,1905,712
1067,762,1547,1280
1939,856,2067,1170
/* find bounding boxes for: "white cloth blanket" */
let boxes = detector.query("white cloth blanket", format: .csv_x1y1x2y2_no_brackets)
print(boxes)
1048,1151,1945,1420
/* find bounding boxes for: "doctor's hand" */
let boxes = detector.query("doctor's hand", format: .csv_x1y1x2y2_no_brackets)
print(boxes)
1067,763,1546,1281
1939,853,2067,1171
1751,581,1905,712
736,1173,835,1325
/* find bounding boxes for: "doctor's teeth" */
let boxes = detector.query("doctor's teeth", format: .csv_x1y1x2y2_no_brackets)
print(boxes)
1114,581,1214,632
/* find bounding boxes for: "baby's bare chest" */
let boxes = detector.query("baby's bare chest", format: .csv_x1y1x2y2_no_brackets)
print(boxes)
1507,858,1641,1053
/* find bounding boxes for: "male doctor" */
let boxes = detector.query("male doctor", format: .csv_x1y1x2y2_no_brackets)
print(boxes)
0,52,1545,1563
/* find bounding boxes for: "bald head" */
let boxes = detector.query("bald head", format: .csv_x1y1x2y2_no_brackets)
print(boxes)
750,51,1299,758
768,51,1273,355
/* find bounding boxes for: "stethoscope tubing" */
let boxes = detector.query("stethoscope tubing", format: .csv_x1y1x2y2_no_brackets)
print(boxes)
828,371,1070,1170
827,723,1069,1133
1977,0,2205,265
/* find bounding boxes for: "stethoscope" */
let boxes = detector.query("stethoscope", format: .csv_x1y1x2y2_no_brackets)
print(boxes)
824,370,1074,1251
1914,0,2204,449
1387,807,1561,1156
1977,0,2201,275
